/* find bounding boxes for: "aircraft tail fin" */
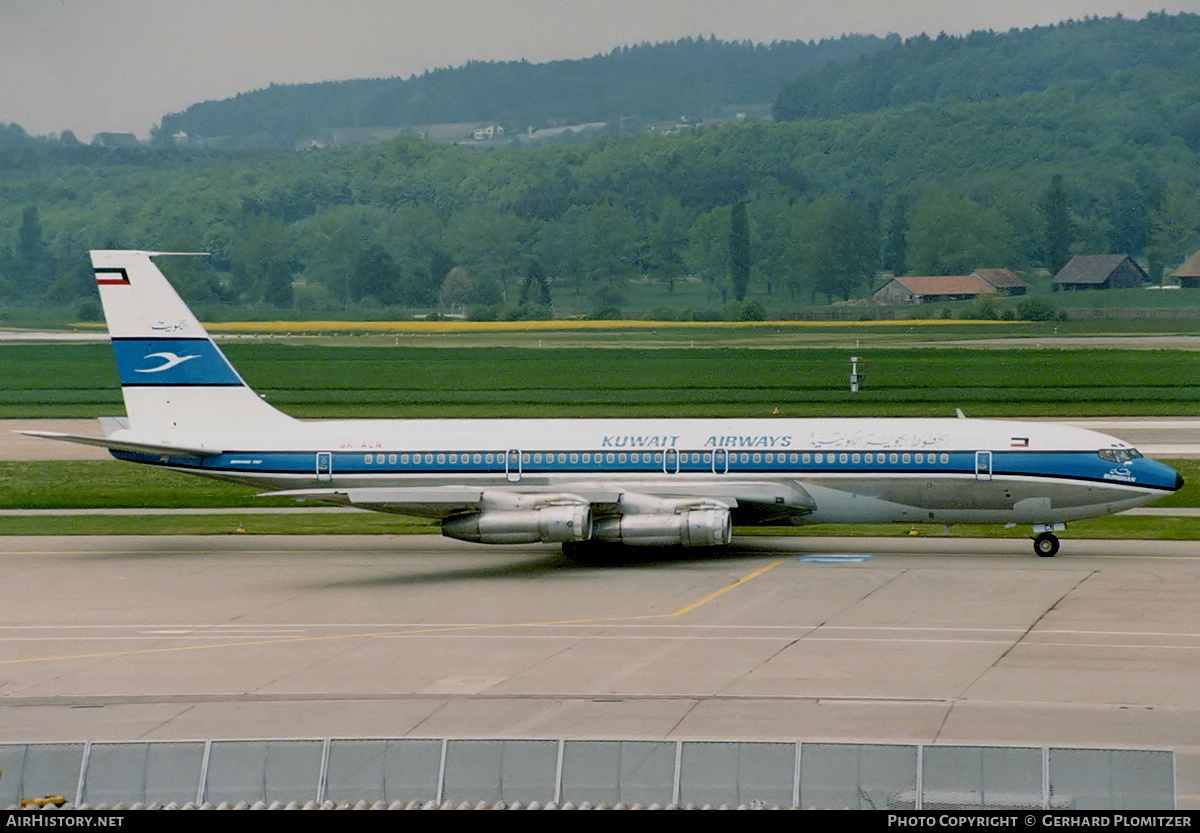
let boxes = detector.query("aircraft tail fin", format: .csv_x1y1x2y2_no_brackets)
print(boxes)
90,250,295,434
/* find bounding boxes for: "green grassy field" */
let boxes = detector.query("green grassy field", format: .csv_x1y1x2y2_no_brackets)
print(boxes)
2,337,1199,418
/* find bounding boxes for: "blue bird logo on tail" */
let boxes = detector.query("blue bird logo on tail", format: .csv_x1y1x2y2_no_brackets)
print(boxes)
136,352,202,373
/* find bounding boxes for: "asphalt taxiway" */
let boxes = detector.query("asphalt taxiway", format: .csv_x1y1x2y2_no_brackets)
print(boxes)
2,534,1199,806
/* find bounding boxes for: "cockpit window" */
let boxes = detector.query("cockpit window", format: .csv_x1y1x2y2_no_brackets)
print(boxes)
1098,448,1142,463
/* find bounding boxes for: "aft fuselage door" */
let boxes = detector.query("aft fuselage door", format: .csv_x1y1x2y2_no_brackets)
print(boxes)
712,447,729,475
505,449,522,483
975,450,993,482
316,451,333,483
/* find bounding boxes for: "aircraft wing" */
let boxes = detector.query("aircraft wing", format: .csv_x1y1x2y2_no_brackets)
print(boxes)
271,479,813,547
268,485,605,518
269,479,814,521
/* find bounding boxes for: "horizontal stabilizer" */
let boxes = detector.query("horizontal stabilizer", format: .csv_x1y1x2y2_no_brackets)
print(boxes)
19,430,218,459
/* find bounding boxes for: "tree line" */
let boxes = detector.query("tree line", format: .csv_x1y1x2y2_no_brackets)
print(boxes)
158,35,894,147
1,15,1198,320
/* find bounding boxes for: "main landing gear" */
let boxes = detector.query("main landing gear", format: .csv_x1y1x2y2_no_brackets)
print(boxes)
1033,532,1060,558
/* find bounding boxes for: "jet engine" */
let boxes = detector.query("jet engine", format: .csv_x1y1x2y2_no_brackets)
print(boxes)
593,506,732,547
442,503,592,545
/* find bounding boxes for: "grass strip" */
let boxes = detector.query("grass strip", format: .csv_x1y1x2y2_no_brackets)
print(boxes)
4,342,1200,419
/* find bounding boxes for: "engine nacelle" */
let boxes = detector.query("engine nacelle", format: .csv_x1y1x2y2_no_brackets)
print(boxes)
592,507,732,547
442,504,592,545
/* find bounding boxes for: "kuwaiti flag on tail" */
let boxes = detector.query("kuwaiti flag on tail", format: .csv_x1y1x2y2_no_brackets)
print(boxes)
1011,437,1030,447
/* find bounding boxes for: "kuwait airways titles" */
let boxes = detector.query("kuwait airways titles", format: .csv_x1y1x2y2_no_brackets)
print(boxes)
600,431,949,450
601,434,792,448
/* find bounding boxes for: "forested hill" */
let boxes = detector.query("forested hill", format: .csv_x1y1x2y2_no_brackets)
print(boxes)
3,13,1199,319
774,12,1200,124
158,35,894,145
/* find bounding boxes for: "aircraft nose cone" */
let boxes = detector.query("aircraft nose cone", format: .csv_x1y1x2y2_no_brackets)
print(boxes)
1176,471,1185,491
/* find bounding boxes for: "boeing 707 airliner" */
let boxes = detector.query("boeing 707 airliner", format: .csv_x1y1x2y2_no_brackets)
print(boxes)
26,251,1183,558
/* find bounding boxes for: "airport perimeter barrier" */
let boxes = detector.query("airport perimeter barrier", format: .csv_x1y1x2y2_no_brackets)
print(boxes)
0,738,1174,810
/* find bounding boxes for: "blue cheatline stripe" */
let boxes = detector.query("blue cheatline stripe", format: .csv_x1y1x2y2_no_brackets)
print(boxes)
107,449,1177,491
111,337,242,387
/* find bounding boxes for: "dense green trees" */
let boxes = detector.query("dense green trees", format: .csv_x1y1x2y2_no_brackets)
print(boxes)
1148,181,1200,282
794,197,875,301
161,36,894,147
774,13,1200,124
1042,175,1074,277
2,16,1199,318
729,202,751,301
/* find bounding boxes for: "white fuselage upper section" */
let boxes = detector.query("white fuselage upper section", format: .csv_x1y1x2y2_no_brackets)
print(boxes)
120,415,1131,458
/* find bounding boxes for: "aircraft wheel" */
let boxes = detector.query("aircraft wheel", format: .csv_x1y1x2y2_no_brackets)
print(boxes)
1033,532,1060,558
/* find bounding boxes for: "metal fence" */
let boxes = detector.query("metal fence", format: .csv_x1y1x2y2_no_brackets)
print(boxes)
0,739,1174,810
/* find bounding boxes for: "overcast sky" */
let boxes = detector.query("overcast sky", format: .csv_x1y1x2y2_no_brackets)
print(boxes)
3,0,1197,140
